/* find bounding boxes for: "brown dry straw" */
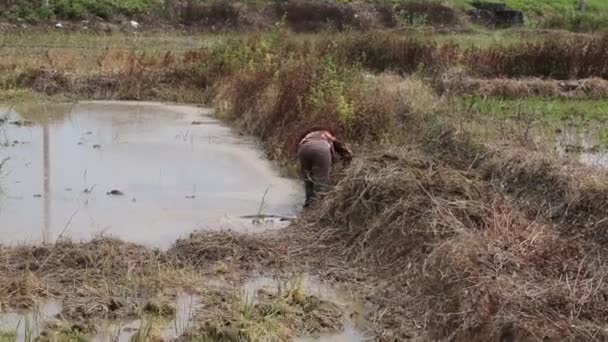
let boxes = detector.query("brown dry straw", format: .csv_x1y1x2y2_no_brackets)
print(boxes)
441,77,608,99
297,148,608,341
302,149,495,268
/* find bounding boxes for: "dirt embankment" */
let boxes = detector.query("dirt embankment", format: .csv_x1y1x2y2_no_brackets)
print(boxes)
0,1,463,33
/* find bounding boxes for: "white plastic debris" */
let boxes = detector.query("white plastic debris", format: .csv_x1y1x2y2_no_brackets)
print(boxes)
54,22,63,29
130,20,140,28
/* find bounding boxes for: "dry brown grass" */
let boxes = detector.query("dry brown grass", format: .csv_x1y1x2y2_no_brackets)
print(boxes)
477,148,608,244
191,276,344,341
464,35,608,79
422,124,608,248
5,48,210,102
296,148,608,341
0,231,293,334
211,55,410,164
168,230,288,271
441,76,608,98
0,238,192,311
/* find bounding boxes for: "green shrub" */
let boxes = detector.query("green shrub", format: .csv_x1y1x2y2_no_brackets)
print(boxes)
52,0,88,20
309,56,357,124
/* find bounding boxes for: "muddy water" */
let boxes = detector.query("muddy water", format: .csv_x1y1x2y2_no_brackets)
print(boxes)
0,293,199,341
92,292,200,342
555,126,608,168
242,274,369,341
0,101,301,247
0,300,62,340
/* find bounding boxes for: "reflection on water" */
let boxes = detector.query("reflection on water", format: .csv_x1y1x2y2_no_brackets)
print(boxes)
0,101,301,247
92,292,200,342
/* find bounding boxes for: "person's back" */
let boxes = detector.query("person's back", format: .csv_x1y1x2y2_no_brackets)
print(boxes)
297,128,352,207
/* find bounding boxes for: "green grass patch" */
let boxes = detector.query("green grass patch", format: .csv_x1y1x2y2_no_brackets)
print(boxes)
457,96,608,125
504,0,608,14
0,330,17,342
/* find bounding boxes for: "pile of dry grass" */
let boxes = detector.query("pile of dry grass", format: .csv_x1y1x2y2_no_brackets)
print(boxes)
168,230,287,271
299,148,608,341
304,149,495,268
0,231,286,318
0,238,166,310
423,125,608,247
441,76,608,98
477,148,608,244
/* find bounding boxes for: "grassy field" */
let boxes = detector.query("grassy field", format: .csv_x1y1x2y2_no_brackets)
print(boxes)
458,96,608,122
1,21,608,341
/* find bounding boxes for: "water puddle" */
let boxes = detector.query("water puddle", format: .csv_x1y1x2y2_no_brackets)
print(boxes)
0,300,62,340
242,274,369,342
555,126,608,168
92,292,200,342
0,293,200,341
0,101,302,247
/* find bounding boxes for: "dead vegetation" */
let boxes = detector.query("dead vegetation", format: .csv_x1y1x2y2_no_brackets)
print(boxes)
296,149,608,341
0,232,301,338
441,76,608,98
0,231,354,340
191,277,344,341
464,35,608,79
422,126,608,247
476,148,608,244
6,32,608,103
169,231,288,271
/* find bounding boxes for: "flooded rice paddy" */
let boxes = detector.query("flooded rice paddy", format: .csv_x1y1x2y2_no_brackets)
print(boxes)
0,101,302,247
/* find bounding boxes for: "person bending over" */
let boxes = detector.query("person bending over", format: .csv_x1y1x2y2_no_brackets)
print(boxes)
297,127,352,208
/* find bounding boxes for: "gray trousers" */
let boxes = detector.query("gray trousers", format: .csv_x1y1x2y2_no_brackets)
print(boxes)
297,140,332,206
